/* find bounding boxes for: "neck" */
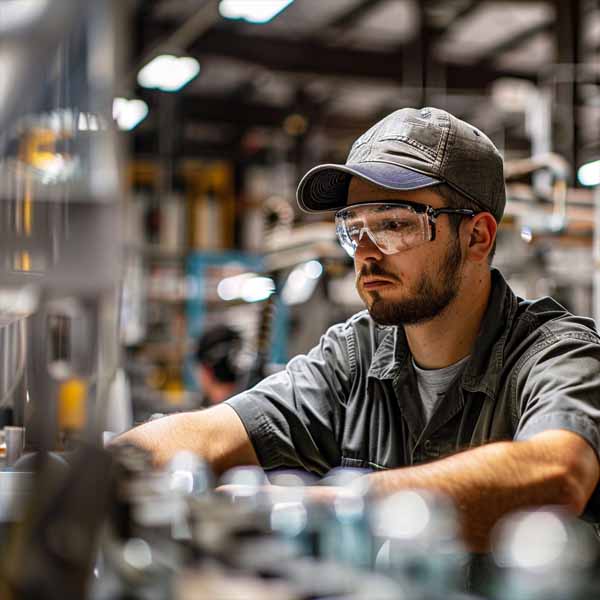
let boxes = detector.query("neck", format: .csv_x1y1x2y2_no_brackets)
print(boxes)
405,268,492,369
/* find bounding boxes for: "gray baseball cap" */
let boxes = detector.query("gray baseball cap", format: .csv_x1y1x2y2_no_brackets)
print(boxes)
296,107,506,222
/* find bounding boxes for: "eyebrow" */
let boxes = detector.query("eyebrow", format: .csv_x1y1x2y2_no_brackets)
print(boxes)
373,204,395,213
344,201,418,216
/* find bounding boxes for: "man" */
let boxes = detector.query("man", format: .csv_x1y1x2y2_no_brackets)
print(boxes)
115,107,600,553
194,324,241,407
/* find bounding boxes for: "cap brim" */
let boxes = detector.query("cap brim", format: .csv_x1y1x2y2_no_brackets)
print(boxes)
296,162,441,213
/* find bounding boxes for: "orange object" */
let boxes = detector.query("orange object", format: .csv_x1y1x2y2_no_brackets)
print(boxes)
57,378,87,432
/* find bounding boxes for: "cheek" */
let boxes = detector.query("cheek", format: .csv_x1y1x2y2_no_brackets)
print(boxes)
433,222,457,250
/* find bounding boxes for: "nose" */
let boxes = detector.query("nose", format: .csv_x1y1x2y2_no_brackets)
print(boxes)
354,228,384,262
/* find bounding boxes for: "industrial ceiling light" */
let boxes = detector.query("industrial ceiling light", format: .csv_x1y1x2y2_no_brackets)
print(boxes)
218,0,294,24
577,159,600,187
112,98,148,131
137,55,200,92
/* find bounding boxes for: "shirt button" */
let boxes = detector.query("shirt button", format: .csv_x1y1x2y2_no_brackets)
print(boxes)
423,440,432,451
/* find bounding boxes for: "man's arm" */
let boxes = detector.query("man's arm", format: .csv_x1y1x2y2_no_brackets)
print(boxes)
112,318,356,475
364,430,600,552
111,404,259,474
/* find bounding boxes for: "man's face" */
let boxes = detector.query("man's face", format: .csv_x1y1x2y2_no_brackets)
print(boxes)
348,178,465,326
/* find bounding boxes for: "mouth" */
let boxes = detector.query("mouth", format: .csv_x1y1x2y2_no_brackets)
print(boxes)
361,278,396,291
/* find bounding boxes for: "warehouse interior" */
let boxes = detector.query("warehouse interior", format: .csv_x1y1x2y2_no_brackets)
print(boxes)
1,0,600,597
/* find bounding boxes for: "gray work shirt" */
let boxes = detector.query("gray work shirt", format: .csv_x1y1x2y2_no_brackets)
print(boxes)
226,269,600,515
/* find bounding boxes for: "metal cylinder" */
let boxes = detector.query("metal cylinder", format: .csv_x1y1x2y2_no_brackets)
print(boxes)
5,426,25,467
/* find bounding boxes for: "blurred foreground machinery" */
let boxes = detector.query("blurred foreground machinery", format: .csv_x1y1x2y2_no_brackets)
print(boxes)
82,452,600,600
0,1,122,597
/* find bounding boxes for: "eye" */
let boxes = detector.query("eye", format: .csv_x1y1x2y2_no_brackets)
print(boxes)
382,219,414,231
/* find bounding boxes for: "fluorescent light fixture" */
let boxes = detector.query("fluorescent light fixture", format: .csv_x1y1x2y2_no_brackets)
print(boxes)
241,277,275,302
217,273,275,303
112,98,149,131
219,0,294,24
137,55,200,92
577,159,600,187
282,260,323,306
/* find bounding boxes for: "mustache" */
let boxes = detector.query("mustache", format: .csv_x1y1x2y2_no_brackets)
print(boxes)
358,263,399,281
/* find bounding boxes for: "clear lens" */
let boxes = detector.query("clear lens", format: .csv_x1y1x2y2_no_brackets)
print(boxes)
335,204,430,257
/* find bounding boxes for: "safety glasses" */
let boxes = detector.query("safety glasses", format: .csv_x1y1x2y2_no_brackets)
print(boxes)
335,201,476,257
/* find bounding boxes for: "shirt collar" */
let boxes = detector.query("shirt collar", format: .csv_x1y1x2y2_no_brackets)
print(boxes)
368,326,408,379
367,268,517,398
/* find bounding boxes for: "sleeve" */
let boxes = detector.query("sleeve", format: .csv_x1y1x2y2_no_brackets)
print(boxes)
513,329,600,520
225,322,354,475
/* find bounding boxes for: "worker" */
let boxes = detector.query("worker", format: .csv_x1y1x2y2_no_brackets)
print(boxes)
194,324,241,407
114,107,600,555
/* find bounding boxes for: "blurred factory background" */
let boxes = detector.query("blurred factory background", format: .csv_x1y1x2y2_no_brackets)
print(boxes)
0,0,599,598
120,0,600,418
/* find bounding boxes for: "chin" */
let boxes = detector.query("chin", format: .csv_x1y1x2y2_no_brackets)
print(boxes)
365,288,404,304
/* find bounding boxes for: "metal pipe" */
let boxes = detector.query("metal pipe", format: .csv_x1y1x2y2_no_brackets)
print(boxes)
5,426,25,467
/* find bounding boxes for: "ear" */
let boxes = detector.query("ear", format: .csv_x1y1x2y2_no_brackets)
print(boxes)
463,212,497,263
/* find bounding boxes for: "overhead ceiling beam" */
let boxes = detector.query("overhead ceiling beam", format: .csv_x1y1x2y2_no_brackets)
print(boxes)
187,28,403,80
176,28,536,87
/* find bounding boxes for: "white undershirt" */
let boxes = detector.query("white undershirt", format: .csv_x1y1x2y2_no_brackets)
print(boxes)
412,355,471,424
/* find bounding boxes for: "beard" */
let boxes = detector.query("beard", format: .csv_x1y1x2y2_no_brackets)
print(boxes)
358,237,463,326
